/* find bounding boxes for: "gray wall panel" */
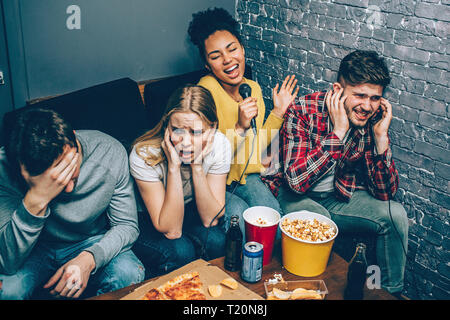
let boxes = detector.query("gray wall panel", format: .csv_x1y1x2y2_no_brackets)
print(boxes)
3,0,235,105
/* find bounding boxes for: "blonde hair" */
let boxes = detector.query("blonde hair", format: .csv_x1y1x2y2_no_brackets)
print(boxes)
133,85,218,166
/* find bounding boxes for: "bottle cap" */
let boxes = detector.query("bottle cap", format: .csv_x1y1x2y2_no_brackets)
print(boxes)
356,242,366,250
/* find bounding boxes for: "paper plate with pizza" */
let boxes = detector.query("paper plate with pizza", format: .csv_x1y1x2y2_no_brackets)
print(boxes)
121,259,263,300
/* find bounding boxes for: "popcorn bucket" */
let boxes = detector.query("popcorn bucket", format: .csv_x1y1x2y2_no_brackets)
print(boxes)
243,206,281,266
280,211,338,277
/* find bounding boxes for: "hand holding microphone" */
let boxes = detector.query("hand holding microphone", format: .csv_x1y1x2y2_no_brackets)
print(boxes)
237,83,258,135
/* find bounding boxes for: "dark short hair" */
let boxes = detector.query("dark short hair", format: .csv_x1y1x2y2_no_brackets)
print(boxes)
337,50,391,88
188,7,242,61
5,108,77,177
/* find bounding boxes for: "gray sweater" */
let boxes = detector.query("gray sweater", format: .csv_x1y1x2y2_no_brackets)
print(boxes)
0,130,139,275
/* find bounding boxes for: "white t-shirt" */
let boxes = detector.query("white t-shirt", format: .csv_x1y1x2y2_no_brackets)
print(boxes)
129,131,231,205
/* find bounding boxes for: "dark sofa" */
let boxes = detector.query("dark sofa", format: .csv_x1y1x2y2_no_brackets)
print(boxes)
1,77,149,151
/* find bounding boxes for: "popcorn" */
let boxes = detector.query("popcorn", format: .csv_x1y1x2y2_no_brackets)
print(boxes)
281,218,336,242
255,217,267,225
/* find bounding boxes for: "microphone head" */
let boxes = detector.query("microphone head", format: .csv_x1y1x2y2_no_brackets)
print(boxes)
239,83,252,99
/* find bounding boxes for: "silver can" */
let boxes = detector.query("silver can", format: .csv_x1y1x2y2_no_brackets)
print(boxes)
241,241,263,283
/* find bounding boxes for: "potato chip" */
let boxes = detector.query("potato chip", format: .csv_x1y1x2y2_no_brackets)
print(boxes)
272,288,290,300
220,277,238,290
291,288,323,300
208,284,223,298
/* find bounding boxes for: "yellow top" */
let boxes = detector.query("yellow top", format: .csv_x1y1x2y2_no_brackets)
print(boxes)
198,75,284,185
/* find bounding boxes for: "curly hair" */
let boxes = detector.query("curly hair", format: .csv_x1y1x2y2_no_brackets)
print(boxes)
337,50,391,88
188,7,242,60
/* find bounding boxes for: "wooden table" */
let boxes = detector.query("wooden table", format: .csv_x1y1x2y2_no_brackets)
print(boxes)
91,247,396,300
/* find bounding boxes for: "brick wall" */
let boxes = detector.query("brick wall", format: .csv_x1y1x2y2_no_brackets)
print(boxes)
235,0,449,299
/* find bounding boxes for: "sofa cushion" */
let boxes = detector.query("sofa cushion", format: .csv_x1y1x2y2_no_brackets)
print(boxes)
2,78,150,151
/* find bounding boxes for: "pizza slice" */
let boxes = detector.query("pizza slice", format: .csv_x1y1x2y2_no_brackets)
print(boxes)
160,271,206,300
142,288,168,300
142,271,206,300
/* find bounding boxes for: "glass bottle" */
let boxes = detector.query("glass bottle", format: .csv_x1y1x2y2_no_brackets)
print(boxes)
224,215,243,271
344,243,368,300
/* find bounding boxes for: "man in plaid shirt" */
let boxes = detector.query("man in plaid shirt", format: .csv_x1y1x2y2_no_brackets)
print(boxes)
262,50,408,296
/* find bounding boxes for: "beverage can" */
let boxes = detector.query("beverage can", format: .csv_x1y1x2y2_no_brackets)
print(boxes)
241,241,263,283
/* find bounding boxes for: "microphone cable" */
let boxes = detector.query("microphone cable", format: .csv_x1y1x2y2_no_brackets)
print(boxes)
371,130,407,259
371,127,412,298
385,162,413,299
200,130,258,260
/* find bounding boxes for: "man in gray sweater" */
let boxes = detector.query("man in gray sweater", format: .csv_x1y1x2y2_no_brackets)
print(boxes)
0,108,144,299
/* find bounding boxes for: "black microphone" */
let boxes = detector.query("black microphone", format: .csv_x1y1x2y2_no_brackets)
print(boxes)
238,83,257,134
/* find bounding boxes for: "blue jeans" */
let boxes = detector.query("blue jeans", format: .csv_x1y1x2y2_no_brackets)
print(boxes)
277,186,408,294
132,201,226,279
0,235,145,300
225,173,282,240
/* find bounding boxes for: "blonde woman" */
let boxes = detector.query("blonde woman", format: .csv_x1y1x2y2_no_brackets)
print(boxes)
129,85,231,277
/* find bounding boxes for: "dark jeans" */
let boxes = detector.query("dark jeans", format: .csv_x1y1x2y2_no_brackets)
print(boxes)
132,201,226,279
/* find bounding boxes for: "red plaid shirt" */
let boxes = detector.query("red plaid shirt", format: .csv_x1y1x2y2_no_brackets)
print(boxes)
262,90,399,202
